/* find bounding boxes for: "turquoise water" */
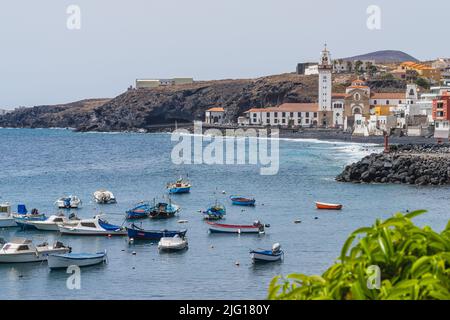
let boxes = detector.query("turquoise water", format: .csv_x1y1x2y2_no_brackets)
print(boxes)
0,128,448,300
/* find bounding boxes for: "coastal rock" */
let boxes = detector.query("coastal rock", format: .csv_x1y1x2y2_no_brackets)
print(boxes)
336,144,450,186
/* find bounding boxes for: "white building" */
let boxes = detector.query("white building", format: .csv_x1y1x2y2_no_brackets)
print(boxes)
205,107,225,124
318,45,332,112
136,77,194,89
305,65,319,75
245,103,320,127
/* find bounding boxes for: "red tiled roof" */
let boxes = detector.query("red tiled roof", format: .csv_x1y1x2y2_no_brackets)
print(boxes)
246,103,319,113
206,107,224,112
370,92,406,99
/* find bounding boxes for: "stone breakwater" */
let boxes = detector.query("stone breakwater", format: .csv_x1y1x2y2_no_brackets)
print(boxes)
336,144,450,185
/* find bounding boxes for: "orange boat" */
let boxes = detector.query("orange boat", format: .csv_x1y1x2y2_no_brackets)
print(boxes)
315,202,343,210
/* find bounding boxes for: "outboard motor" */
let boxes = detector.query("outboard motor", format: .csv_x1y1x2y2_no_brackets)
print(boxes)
272,243,281,253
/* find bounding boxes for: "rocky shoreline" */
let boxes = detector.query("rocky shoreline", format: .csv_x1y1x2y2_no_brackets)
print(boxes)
336,144,450,185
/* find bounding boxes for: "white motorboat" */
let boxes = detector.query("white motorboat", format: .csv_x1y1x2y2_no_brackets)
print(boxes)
93,190,117,204
48,250,107,269
0,238,71,263
158,235,188,251
17,213,80,231
55,195,82,209
0,203,16,228
250,243,284,263
58,215,127,236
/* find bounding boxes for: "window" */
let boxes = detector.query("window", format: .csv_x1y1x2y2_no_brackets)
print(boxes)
297,112,301,118
305,112,310,118
274,119,278,124
290,112,294,117
282,112,286,117
253,113,257,118
314,112,318,118
81,222,97,228
266,119,270,124
373,100,377,105
306,119,310,124
274,112,278,117
282,119,286,124
17,245,29,251
266,112,270,117
386,100,390,105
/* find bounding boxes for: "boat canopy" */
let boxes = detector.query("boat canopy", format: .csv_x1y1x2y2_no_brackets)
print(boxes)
98,219,121,231
17,204,27,215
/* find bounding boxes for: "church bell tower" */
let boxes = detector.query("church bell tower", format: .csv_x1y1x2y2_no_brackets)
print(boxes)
318,44,332,111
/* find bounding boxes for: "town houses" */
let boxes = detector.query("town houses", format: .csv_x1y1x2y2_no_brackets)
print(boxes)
204,45,450,140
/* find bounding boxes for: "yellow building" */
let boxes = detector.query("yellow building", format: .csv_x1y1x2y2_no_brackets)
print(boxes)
399,61,441,82
374,105,392,116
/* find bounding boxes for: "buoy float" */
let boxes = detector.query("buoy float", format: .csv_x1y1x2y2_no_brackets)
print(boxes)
132,251,136,255
235,261,240,266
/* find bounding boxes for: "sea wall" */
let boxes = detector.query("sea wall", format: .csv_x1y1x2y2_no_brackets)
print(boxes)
336,144,450,185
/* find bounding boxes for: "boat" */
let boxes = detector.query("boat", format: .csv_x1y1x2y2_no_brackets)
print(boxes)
93,190,117,204
167,177,191,194
58,215,127,236
149,200,180,219
0,203,16,228
0,238,71,263
207,220,266,234
127,224,187,241
55,195,82,209
203,202,226,220
158,235,188,251
48,251,107,269
230,195,256,206
16,213,80,231
315,202,343,210
11,204,46,220
250,243,284,263
125,202,152,219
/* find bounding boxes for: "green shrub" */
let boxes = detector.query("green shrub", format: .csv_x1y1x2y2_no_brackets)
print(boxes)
268,211,450,300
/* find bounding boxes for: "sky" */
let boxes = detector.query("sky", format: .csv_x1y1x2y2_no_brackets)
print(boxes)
0,0,448,108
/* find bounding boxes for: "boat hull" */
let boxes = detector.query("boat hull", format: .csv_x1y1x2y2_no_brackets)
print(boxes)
168,187,191,194
0,248,70,263
251,251,283,262
230,197,256,206
48,253,107,269
207,222,264,234
0,218,17,228
316,202,343,210
58,226,127,236
127,228,187,241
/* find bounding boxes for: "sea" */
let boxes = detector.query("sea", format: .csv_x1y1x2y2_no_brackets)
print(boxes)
0,128,448,300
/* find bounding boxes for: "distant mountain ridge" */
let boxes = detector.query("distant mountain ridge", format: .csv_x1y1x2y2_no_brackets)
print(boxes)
341,50,419,63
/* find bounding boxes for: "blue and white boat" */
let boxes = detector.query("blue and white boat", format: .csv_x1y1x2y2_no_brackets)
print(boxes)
58,215,127,236
230,195,256,206
127,224,187,241
250,243,284,262
203,202,226,220
48,251,107,269
167,177,191,194
125,202,152,220
13,206,47,229
55,195,82,209
148,200,180,219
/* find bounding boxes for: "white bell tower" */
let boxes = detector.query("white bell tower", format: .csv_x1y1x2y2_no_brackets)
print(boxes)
318,44,332,111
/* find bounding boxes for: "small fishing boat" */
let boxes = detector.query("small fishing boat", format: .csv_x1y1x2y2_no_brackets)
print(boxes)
127,224,187,241
11,204,46,220
0,238,71,263
93,190,117,204
55,195,82,209
158,235,188,251
230,195,256,206
167,177,191,194
315,202,343,210
203,203,226,220
48,251,107,269
207,220,266,234
250,243,284,263
58,215,127,236
0,203,16,228
16,213,80,231
149,200,180,219
125,202,152,220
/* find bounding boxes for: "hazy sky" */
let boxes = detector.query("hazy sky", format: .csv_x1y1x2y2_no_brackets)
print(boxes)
0,0,448,108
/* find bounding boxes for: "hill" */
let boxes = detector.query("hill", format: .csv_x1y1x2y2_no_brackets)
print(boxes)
341,50,419,63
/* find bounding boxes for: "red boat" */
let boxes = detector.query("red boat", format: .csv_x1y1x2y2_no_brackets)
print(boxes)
315,202,343,210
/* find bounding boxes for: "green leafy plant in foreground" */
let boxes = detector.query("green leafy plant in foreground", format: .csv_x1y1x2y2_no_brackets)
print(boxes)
268,210,450,300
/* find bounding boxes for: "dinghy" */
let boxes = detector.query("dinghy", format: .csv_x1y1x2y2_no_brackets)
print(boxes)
16,213,80,231
167,177,191,194
127,224,187,241
11,204,46,220
58,215,127,236
0,203,16,228
230,195,256,206
0,238,71,263
93,190,117,204
207,220,266,234
48,251,107,269
149,201,180,219
315,202,343,210
55,195,82,209
203,203,226,220
158,235,188,251
250,243,284,263
125,202,152,220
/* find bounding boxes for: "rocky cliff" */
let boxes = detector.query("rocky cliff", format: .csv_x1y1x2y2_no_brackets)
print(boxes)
336,144,450,185
0,74,318,132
